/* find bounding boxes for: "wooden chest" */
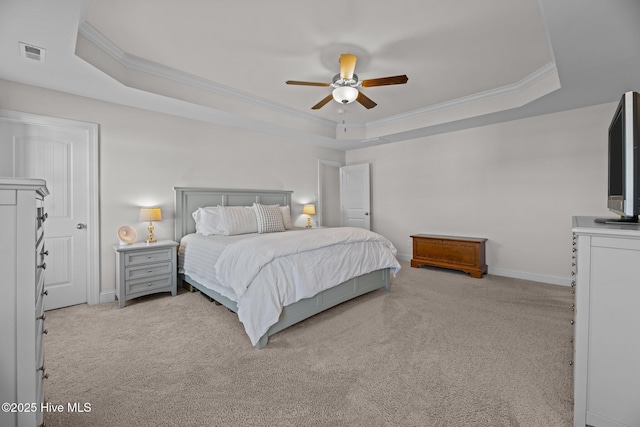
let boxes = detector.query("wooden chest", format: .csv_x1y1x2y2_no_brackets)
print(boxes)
410,234,487,278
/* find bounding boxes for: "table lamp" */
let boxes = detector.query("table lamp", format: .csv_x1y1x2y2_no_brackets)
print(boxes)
139,207,162,243
302,204,316,228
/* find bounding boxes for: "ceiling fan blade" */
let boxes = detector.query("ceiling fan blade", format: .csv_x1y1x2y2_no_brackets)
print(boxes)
339,54,357,80
311,94,335,110
356,91,377,109
361,75,409,88
286,80,330,87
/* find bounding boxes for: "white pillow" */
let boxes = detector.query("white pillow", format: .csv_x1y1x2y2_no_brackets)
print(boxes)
218,205,258,235
280,205,294,230
192,207,224,235
253,203,285,234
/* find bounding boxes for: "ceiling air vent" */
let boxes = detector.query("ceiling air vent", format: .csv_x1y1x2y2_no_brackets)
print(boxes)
19,42,46,62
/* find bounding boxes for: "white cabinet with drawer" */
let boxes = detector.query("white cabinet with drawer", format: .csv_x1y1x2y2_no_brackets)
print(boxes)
572,216,640,427
113,240,179,308
0,178,49,427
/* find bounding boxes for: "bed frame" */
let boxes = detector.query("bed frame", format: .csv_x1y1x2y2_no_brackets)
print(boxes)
174,187,391,349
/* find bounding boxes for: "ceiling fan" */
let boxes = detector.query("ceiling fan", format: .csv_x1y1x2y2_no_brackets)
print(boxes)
286,54,408,110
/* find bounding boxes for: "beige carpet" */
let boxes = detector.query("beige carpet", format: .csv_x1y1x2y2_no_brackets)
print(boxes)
43,261,574,427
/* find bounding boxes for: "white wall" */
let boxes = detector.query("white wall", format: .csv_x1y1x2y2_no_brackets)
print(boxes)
0,79,619,290
0,80,345,300
346,103,615,285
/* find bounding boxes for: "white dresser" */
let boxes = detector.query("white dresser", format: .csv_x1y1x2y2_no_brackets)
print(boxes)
572,216,640,427
0,178,49,427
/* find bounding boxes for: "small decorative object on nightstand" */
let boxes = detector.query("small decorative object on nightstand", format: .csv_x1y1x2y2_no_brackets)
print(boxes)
117,225,136,245
302,204,316,228
139,207,162,243
113,240,179,308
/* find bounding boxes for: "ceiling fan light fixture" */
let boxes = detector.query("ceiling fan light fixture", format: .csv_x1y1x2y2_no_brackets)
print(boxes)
332,86,358,104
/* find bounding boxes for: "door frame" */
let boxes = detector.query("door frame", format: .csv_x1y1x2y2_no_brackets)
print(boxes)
317,159,344,227
0,109,101,305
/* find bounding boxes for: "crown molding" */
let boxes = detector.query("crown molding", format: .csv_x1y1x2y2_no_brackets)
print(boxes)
368,62,559,127
77,22,335,129
77,21,559,144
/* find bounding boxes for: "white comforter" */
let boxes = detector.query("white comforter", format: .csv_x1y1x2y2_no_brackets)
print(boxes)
181,227,401,346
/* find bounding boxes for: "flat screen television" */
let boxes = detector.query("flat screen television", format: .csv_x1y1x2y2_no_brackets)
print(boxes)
600,91,640,223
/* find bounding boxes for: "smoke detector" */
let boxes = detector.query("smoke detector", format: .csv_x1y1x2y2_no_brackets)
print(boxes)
19,42,46,62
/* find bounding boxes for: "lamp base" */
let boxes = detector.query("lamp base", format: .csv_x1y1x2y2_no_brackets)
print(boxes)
146,222,157,243
306,216,312,228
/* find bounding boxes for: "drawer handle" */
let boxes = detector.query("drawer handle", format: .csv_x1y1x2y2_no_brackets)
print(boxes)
38,262,47,270
148,270,153,273
38,213,48,222
42,290,48,296
41,249,49,256
147,283,153,287
37,364,45,372
42,328,48,335
37,314,46,321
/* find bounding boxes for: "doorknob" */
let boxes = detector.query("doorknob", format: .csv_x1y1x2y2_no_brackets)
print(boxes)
364,212,369,216
77,223,86,229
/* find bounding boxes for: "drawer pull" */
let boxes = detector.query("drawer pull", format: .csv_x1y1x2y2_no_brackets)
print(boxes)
38,262,47,270
42,328,48,335
43,373,49,380
148,270,153,273
41,249,49,256
42,290,48,296
571,281,576,287
37,364,45,372
37,314,46,321
147,283,153,287
38,213,48,222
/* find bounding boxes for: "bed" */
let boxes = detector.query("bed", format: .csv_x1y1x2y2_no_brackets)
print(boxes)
174,187,400,348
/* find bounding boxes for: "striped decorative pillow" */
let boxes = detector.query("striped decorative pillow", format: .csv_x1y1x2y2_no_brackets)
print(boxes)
253,203,285,234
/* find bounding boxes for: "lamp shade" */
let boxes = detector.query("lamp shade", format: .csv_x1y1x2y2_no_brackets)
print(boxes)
302,204,316,215
332,86,358,104
139,207,162,222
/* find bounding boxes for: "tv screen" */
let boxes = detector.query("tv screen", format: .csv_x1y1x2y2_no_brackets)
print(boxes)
605,91,640,222
608,106,624,198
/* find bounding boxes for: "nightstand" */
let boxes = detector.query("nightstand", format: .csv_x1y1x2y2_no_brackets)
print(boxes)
113,240,179,308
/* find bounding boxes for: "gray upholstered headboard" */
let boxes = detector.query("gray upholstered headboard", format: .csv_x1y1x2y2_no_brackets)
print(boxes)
174,187,293,241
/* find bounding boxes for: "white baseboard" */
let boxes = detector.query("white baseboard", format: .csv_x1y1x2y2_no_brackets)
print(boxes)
487,267,571,286
99,291,115,304
396,253,571,287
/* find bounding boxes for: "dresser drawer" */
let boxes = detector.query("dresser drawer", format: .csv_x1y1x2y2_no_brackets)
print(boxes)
125,262,172,280
36,286,45,318
126,274,173,295
125,248,173,266
36,321,45,367
36,268,45,303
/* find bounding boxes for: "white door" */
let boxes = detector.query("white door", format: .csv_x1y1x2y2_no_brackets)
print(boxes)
0,112,99,309
340,163,371,230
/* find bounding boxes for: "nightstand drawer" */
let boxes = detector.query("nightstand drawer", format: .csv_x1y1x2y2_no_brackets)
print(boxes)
125,248,173,266
125,262,172,280
127,275,172,295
